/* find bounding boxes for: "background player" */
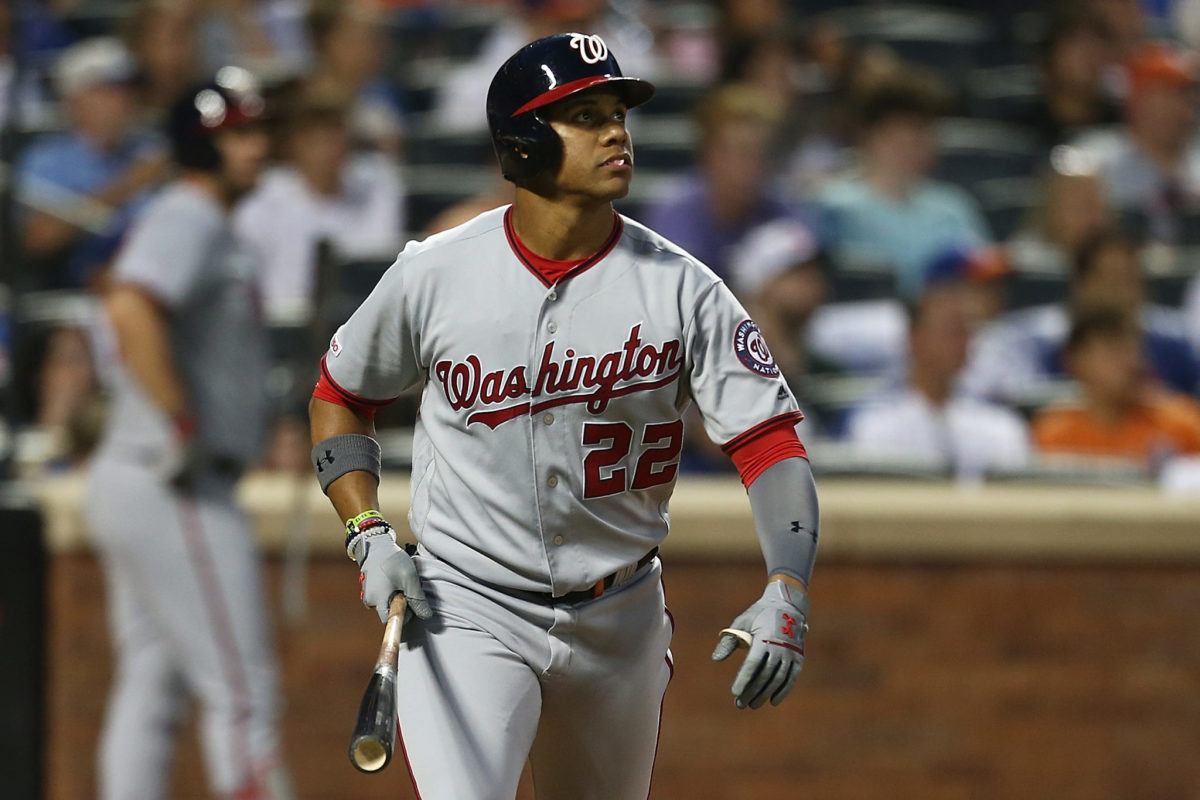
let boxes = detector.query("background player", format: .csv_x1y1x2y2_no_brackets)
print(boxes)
86,70,294,800
309,33,819,800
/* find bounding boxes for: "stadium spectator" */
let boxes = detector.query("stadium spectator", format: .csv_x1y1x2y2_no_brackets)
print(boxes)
806,244,1008,392
432,0,658,135
1011,7,1121,148
1008,145,1114,273
643,83,798,282
784,34,902,195
1033,306,1200,463
123,0,202,123
727,218,833,390
844,283,1031,478
1071,42,1200,243
196,0,310,78
1089,0,1149,59
15,38,168,290
306,0,405,155
234,85,404,323
12,324,105,470
816,67,991,299
963,229,1200,405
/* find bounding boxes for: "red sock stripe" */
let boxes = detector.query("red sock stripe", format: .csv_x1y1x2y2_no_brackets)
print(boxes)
177,493,254,793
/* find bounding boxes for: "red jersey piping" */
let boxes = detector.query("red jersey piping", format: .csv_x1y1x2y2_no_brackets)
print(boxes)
503,207,623,288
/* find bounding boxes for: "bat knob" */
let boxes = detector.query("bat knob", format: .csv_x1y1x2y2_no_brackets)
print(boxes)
349,735,391,773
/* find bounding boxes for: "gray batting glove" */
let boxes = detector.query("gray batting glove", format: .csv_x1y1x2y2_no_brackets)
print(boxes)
712,580,809,709
356,528,434,624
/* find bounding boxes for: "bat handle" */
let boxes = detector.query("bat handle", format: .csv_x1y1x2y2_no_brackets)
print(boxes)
378,593,407,665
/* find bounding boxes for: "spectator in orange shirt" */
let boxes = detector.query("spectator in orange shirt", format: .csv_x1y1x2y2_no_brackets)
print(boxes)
1033,307,1200,463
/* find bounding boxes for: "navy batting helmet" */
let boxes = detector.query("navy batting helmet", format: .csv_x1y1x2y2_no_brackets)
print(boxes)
486,33,655,186
167,66,265,171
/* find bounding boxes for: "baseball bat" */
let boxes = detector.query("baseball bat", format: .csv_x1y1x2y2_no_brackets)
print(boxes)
348,593,407,773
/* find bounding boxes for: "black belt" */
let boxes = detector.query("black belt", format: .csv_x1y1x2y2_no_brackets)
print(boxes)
521,547,660,606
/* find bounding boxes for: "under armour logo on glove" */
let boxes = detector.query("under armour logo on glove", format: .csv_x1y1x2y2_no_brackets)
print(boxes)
316,450,335,472
712,581,809,709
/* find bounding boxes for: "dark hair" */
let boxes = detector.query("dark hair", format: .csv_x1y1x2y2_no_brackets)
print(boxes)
719,32,798,85
854,67,949,132
1064,305,1138,354
307,0,348,54
1071,228,1140,283
1037,7,1110,66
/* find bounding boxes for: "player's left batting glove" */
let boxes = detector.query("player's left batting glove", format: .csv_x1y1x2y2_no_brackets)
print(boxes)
348,514,434,625
712,580,809,709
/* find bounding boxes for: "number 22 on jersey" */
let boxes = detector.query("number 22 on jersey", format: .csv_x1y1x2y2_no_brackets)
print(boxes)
581,420,684,499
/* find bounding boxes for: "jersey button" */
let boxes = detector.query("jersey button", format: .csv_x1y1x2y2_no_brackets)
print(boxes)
547,475,558,488
553,535,564,546
548,290,558,301
548,322,558,333
543,413,554,425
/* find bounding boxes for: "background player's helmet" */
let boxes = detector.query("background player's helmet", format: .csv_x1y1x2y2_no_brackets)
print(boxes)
486,33,655,186
167,66,266,171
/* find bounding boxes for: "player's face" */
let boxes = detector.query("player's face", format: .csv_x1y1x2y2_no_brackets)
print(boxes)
544,89,634,202
215,125,271,198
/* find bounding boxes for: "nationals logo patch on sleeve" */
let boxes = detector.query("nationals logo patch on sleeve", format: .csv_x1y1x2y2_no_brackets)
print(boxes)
733,319,779,377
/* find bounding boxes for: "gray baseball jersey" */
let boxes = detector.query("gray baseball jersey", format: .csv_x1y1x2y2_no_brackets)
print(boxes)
97,181,269,467
88,179,290,799
324,205,801,595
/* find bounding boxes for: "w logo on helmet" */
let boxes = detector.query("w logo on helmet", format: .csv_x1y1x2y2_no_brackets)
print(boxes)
569,34,609,65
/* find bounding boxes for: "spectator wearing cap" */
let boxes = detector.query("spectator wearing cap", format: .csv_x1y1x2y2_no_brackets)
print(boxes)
962,229,1200,406
816,67,992,300
644,83,803,282
923,244,1012,329
843,282,1031,479
1033,306,1200,464
1072,41,1200,243
234,85,405,324
15,37,168,290
728,218,834,389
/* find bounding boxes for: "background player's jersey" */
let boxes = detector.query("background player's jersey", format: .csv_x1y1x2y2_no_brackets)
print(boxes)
96,181,269,466
324,206,801,594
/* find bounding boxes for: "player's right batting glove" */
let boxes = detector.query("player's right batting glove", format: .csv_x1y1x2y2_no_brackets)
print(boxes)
347,512,434,624
711,580,809,709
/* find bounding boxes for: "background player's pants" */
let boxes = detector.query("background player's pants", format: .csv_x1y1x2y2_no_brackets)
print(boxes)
396,547,674,800
86,458,291,800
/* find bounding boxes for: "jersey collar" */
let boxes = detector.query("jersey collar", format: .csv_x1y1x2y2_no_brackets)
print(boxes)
504,206,624,288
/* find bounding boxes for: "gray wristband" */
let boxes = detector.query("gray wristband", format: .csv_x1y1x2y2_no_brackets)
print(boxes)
312,434,382,494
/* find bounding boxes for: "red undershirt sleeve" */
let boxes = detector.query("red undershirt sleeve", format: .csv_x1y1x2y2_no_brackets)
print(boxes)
722,417,808,489
312,355,394,421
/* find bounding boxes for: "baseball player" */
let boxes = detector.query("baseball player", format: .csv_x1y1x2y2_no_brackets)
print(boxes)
310,34,819,800
86,69,294,800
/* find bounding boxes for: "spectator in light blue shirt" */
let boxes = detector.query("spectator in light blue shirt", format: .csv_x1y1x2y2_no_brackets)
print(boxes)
817,68,991,299
16,38,168,290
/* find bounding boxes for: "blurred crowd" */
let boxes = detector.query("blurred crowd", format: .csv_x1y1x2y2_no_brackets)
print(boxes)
3,0,1200,490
